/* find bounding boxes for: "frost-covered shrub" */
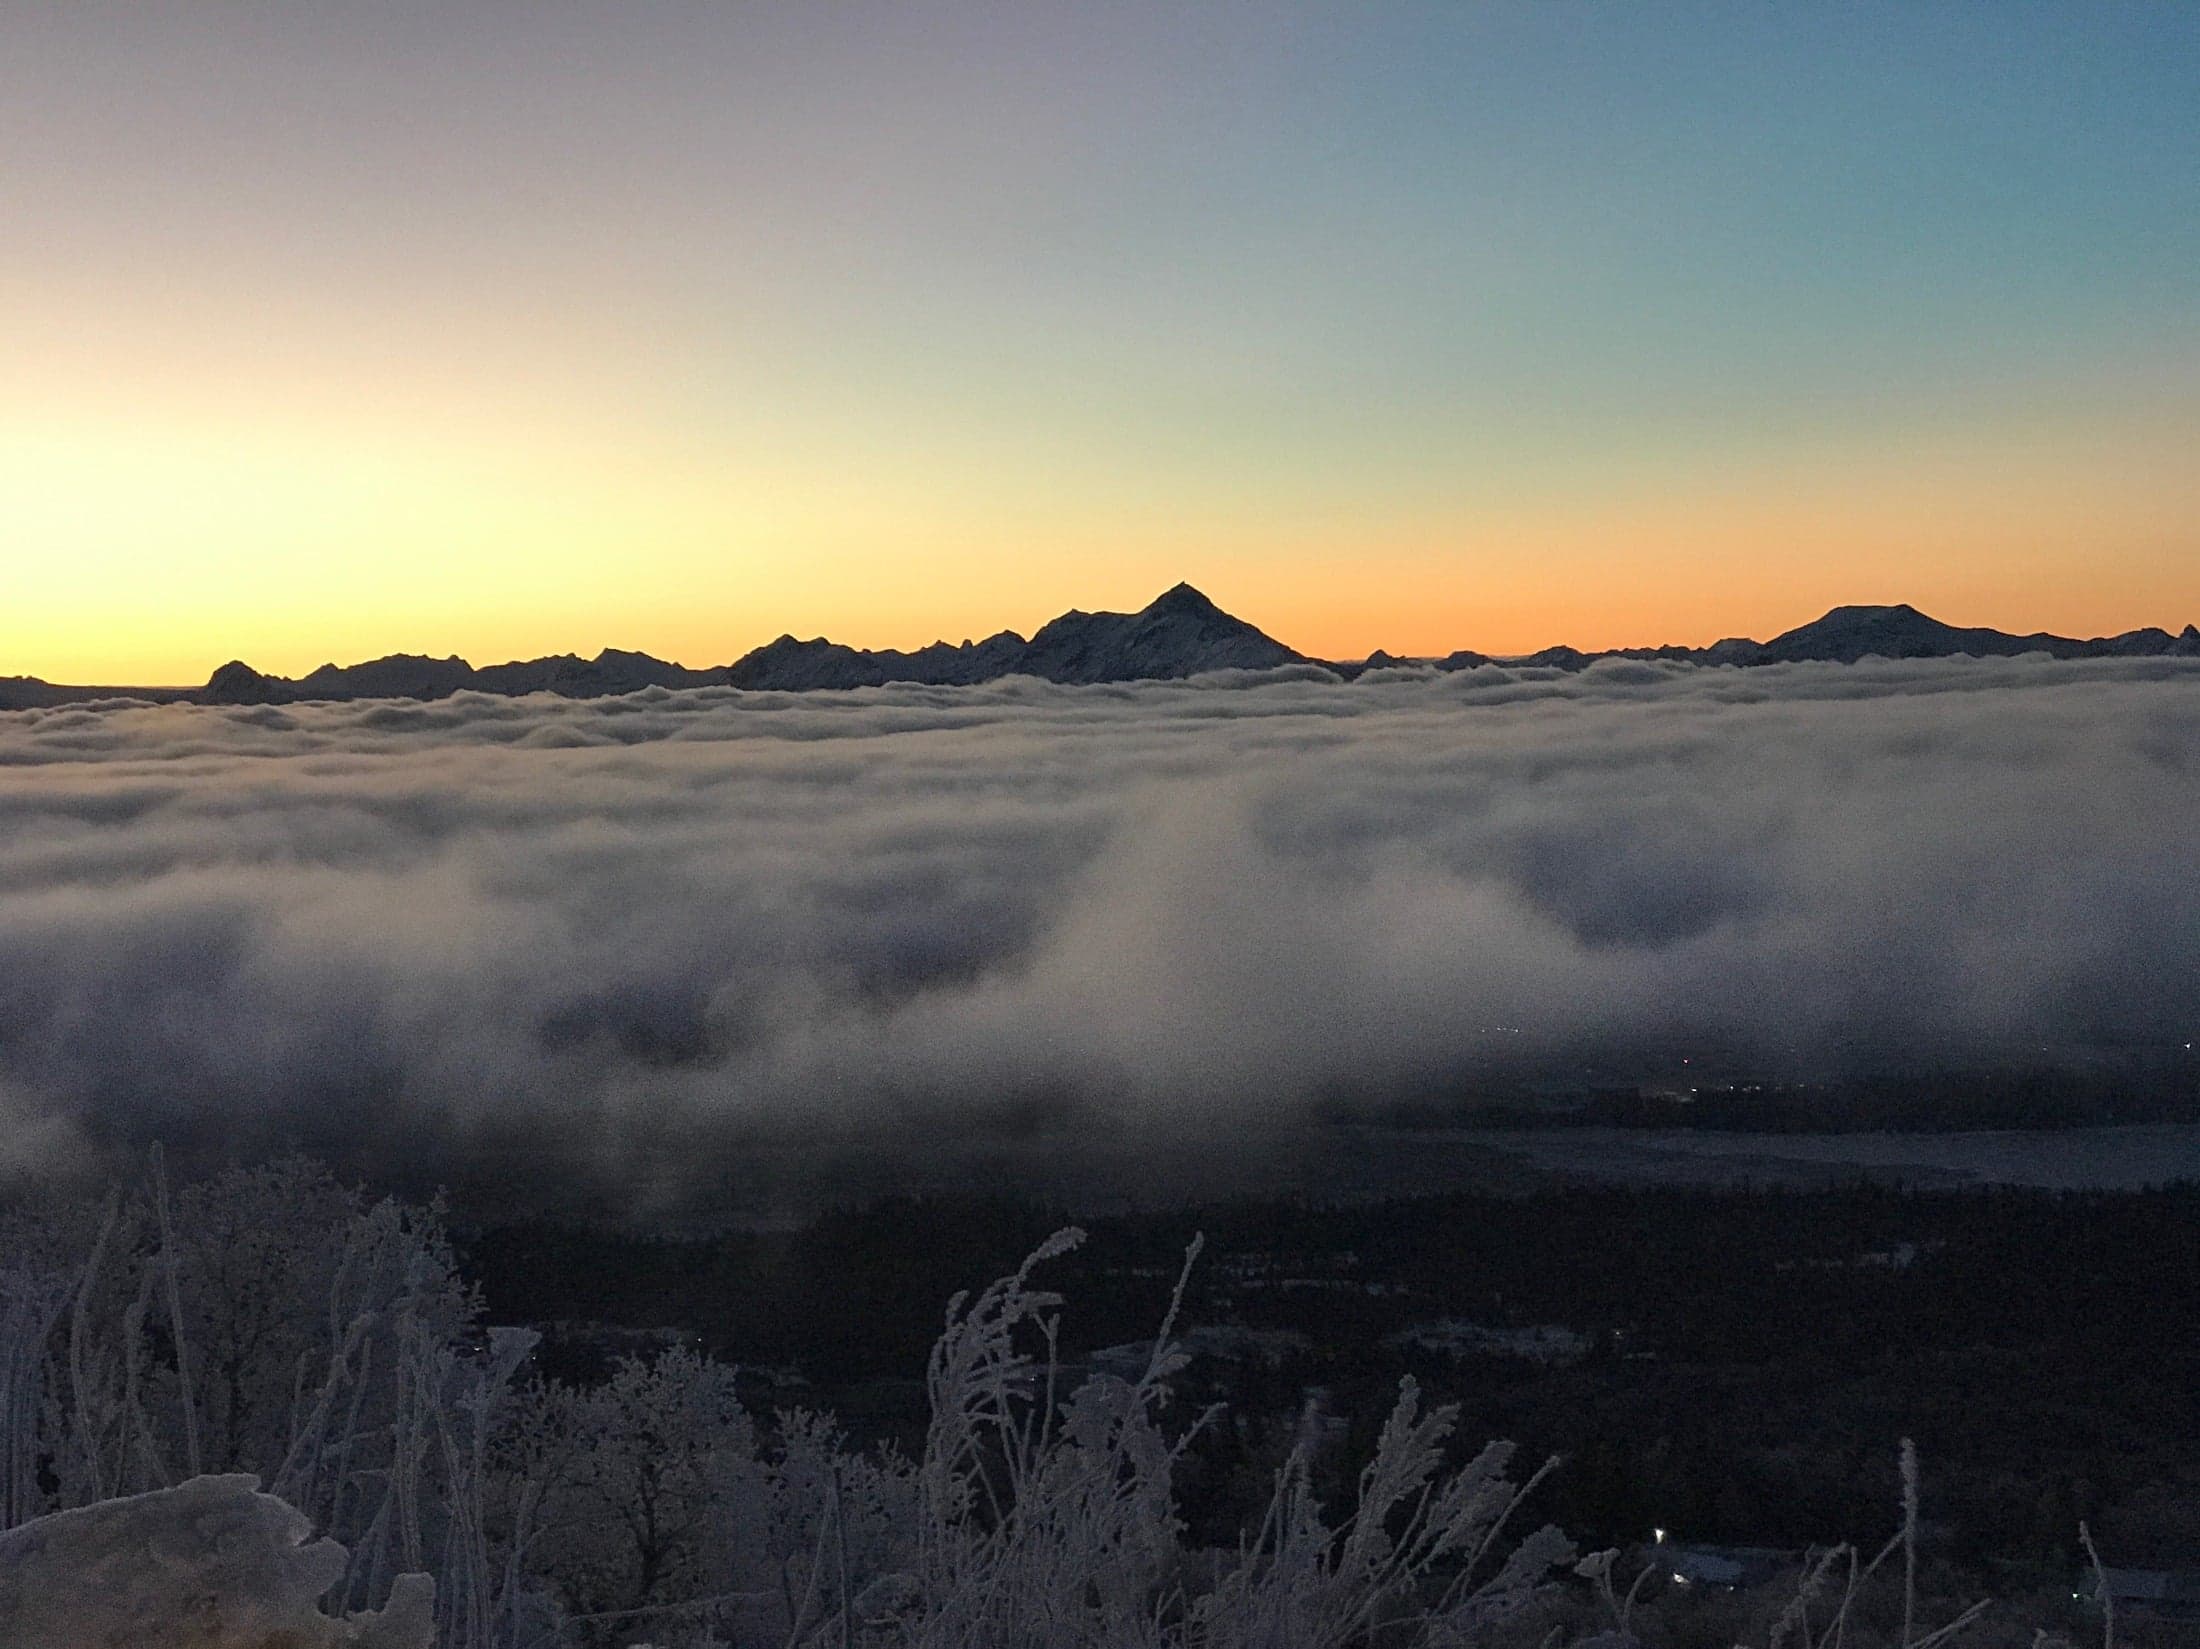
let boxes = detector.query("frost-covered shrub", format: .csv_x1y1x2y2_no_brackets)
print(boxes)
0,1155,493,1639
500,1348,754,1633
872,1228,1574,1649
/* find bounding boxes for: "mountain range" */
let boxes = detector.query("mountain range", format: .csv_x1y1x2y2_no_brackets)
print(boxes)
5,587,2197,710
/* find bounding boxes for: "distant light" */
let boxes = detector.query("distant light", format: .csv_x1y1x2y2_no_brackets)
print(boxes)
1672,1573,1689,1586
1653,1528,1666,1544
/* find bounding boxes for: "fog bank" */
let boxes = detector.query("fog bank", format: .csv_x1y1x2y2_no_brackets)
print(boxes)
4,654,2197,1202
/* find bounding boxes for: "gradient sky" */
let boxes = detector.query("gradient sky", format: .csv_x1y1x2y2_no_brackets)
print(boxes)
5,2,2197,682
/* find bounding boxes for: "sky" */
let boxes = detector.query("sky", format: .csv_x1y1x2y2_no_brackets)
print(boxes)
5,2,2197,683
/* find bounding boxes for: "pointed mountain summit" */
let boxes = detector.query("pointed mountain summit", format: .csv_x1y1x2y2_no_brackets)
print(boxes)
1018,583,1301,684
1147,580,1227,618
725,584,1299,690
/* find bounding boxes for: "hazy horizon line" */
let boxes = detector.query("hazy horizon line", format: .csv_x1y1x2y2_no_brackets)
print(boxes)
14,584,2200,692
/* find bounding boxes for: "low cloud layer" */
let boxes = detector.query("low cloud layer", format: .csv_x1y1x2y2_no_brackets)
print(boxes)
4,655,2198,1202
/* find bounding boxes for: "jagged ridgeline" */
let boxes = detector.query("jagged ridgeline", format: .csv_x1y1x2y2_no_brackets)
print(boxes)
4,585,2197,710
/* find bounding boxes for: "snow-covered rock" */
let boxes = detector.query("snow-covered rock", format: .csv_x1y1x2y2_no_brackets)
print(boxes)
0,1474,432,1649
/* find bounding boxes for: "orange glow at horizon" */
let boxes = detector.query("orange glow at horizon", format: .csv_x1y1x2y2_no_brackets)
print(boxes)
8,5,2199,689
9,460,2195,686
5,287,2195,685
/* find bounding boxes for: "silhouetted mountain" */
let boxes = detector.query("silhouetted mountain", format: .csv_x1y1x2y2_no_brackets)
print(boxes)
1325,645,1490,681
1749,603,2194,666
0,674,196,710
1012,582,1300,684
108,584,1299,706
1519,644,1593,670
193,649,722,705
7,591,2196,714
0,675,59,711
1702,637,1766,666
725,584,1298,689
725,630,1028,691
298,654,477,700
1755,604,2034,664
474,649,720,697
205,661,289,703
1489,605,2200,673
0,676,62,711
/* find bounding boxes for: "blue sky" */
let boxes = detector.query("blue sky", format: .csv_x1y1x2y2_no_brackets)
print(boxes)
5,2,2195,676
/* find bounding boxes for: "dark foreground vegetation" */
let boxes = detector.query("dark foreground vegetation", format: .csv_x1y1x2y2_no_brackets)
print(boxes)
468,1179,2200,1594
6,1158,2189,1646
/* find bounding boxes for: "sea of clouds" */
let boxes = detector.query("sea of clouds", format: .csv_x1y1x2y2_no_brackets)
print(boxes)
4,654,2197,1202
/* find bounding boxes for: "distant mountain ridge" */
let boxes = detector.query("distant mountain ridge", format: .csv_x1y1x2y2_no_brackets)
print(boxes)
1473,603,2199,675
5,590,2196,711
1742,603,2199,666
